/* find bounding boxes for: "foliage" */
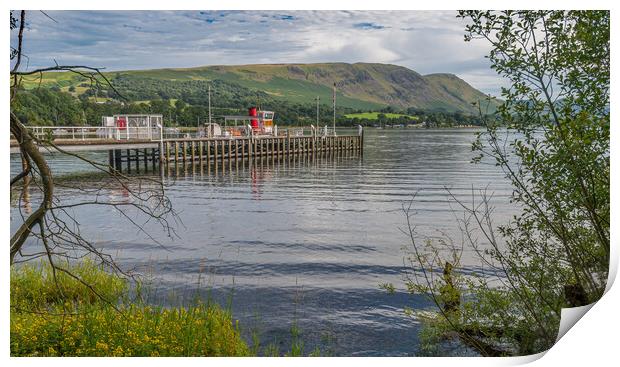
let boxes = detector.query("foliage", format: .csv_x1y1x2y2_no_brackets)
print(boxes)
13,83,492,129
399,10,609,356
16,62,504,127
20,63,500,113
12,88,86,126
14,80,361,128
344,112,417,120
10,260,251,357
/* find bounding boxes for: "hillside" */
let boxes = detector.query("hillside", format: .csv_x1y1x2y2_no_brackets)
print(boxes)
21,62,500,114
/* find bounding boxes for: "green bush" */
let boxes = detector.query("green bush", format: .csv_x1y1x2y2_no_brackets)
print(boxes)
10,260,250,357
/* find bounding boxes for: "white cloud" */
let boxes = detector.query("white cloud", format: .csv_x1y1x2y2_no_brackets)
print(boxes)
11,10,504,96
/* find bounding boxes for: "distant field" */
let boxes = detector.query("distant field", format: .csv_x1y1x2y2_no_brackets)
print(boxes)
131,99,179,105
344,112,419,120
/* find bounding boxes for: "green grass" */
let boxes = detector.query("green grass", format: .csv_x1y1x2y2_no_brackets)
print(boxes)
10,260,250,356
344,112,419,120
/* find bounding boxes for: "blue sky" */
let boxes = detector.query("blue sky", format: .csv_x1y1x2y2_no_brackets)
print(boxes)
11,10,507,96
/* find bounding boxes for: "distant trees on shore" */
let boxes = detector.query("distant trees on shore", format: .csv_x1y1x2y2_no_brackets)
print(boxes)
13,85,489,128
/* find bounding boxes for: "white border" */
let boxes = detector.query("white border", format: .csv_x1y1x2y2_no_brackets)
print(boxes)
3,1,617,366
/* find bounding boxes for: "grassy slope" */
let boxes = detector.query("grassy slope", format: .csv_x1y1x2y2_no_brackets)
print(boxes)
20,62,500,114
423,73,499,113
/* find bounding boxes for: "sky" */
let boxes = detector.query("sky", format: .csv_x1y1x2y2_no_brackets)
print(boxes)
11,10,508,97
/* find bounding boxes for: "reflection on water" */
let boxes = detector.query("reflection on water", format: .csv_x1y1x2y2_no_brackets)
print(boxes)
10,128,514,356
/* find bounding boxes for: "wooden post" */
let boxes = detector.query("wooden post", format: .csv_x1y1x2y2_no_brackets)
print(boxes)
114,149,122,171
325,137,328,155
199,141,204,164
221,139,225,166
326,137,330,156
326,138,330,156
234,139,239,162
214,140,218,165
206,140,211,166
108,150,114,171
143,148,148,170
152,147,157,169
126,149,132,173
248,138,253,162
191,141,196,162
332,136,338,157
360,126,364,156
292,137,296,155
290,137,294,157
312,136,316,157
325,137,328,156
228,139,232,162
182,141,187,163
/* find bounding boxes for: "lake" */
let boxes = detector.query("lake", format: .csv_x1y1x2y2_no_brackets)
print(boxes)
10,128,515,356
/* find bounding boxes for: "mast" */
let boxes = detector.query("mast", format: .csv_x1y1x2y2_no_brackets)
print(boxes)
208,84,212,124
332,83,336,136
316,96,320,125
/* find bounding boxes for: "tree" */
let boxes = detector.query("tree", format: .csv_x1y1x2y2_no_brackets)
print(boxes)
10,11,174,298
398,11,609,356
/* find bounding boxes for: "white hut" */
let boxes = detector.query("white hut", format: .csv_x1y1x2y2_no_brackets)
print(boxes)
101,114,162,140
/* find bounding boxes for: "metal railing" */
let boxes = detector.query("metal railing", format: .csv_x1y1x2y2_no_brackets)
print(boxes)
26,126,163,142
21,124,362,142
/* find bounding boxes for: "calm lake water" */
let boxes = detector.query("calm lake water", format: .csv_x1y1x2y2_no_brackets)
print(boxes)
10,128,515,356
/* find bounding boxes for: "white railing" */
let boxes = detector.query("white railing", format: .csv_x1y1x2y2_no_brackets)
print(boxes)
26,126,163,142
22,124,360,142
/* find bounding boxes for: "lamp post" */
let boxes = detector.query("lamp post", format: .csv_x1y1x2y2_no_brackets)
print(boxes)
332,83,336,136
316,95,320,126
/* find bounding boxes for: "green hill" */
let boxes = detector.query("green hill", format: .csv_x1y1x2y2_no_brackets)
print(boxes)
21,62,500,114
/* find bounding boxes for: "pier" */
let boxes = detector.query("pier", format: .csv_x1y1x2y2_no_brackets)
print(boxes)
10,125,364,173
